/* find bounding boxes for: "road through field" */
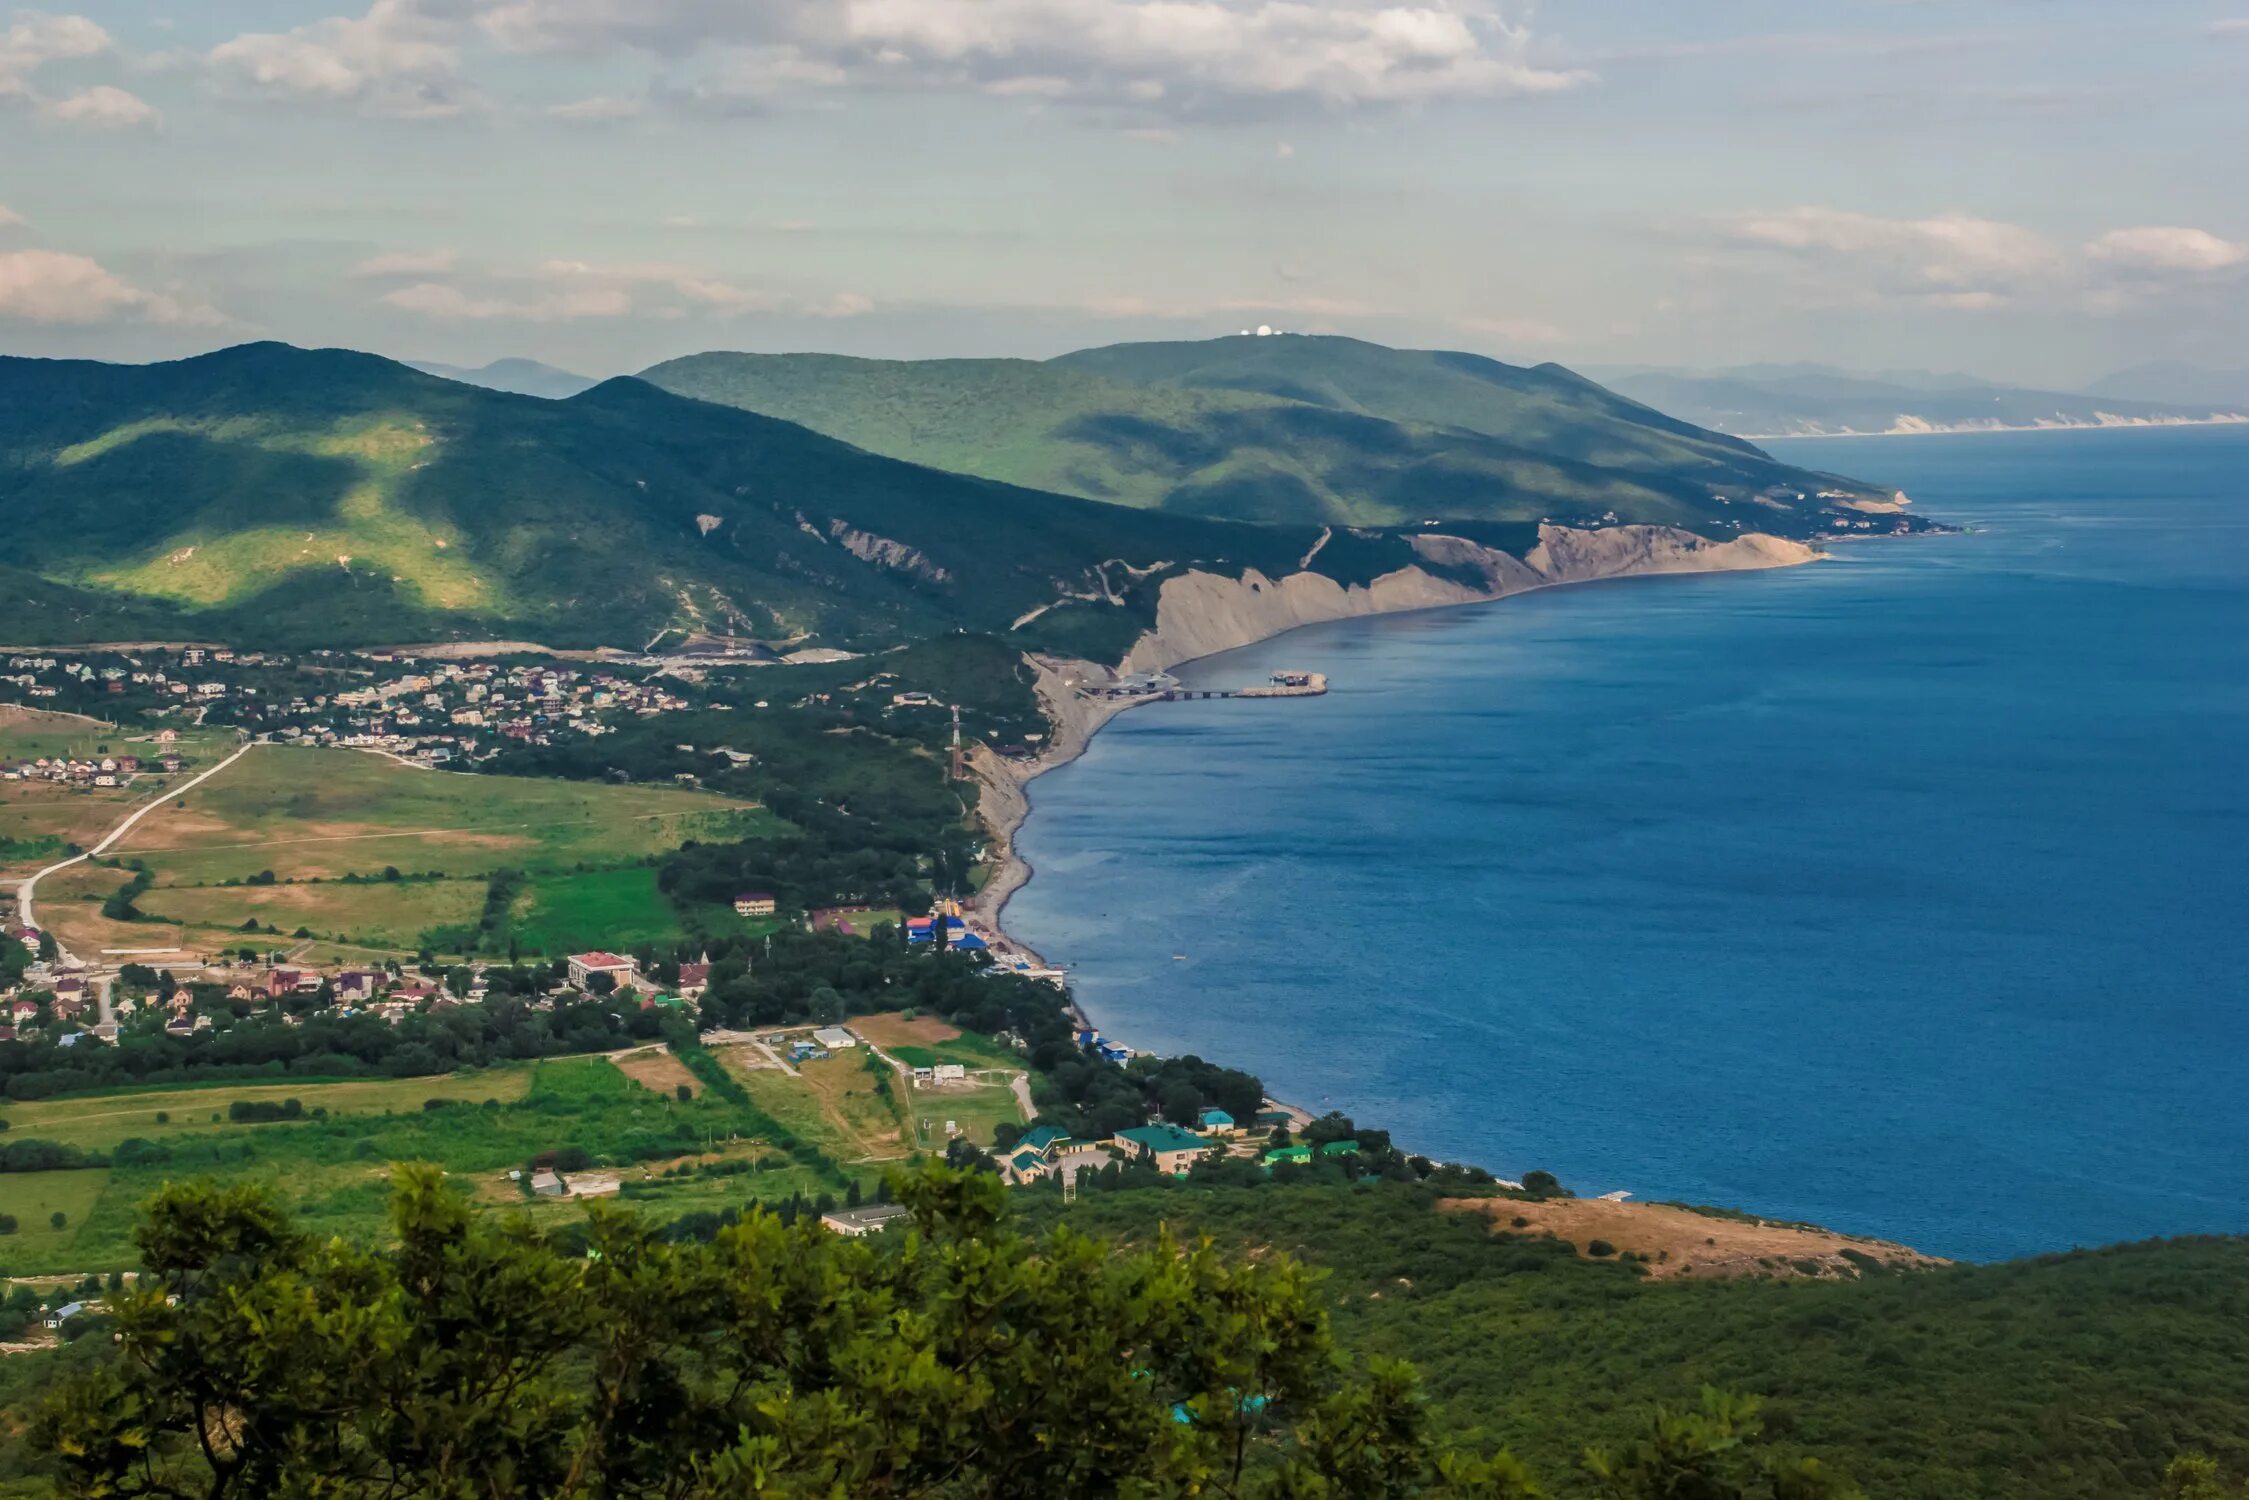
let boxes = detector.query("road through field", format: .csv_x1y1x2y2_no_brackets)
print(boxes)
15,739,252,969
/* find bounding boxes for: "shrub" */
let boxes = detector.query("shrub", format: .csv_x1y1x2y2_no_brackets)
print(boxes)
1587,1239,1617,1258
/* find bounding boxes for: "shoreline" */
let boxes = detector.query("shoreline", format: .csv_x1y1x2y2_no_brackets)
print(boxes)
1744,414,2248,441
961,526,1830,1033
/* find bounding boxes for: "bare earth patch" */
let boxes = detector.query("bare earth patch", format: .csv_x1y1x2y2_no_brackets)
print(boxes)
612,1046,703,1097
1439,1197,1947,1281
850,1011,963,1049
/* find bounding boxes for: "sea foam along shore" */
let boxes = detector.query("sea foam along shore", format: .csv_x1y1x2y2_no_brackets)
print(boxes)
963,521,1821,954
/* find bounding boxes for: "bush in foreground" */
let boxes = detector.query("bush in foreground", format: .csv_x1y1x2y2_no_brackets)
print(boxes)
36,1165,1861,1499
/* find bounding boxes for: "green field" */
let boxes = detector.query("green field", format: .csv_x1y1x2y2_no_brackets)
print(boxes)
507,866,682,955
115,746,773,881
34,744,785,958
0,1069,538,1154
0,1170,111,1256
0,1055,850,1274
727,1048,912,1165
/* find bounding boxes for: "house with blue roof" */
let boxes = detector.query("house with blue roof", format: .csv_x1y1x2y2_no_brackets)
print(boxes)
1197,1108,1238,1136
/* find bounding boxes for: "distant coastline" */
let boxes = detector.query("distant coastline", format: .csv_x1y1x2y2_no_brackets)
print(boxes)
1741,413,2248,441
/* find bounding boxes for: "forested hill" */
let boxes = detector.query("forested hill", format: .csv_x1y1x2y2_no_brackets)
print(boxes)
640,333,1899,529
0,343,1370,653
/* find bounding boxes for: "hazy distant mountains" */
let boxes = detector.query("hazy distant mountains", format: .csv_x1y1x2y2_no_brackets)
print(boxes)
2084,361,2249,409
1588,362,2248,439
642,334,1895,530
408,357,597,400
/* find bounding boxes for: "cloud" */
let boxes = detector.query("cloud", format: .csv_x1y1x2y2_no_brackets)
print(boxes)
1715,207,2064,310
352,248,460,276
378,256,866,322
37,83,157,126
2209,18,2249,37
0,11,112,87
477,0,1591,119
0,249,222,325
209,0,477,118
1,11,156,125
2085,226,2248,275
546,92,639,119
0,204,22,228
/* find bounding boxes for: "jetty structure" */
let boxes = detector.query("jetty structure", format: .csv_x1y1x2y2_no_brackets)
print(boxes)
1092,670,1328,703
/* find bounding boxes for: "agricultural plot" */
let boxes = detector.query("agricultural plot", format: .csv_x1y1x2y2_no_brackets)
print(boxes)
112,746,772,882
0,1053,834,1275
730,1048,912,1165
38,744,780,959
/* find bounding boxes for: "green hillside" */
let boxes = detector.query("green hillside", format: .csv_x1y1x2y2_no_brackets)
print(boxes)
641,335,1898,530
0,343,1372,654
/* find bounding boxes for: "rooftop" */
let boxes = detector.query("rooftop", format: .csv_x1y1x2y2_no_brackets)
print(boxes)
1116,1123,1209,1154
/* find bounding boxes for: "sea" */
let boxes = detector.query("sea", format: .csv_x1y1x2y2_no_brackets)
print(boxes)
1004,424,2249,1263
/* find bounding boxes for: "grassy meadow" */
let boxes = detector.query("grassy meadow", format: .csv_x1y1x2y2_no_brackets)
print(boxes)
0,715,238,877
29,744,781,960
0,1053,851,1275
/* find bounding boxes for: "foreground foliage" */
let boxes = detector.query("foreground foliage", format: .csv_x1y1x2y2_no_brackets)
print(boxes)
35,1167,1857,1499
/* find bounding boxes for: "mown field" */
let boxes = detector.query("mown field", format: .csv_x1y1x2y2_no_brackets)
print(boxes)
32,744,781,960
0,714,237,878
0,1052,850,1275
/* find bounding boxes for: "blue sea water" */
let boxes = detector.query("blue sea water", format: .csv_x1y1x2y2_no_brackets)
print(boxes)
1005,424,2249,1263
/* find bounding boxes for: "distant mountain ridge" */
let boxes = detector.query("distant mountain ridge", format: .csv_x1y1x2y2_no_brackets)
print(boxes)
0,343,1380,655
642,334,1900,533
408,357,598,400
2084,361,2249,409
1591,363,2249,439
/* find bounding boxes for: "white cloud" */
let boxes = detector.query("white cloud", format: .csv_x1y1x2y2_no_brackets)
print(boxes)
1,11,157,126
546,92,639,119
0,204,22,228
478,0,1590,118
2209,18,2249,37
210,0,476,118
1727,208,2060,291
37,83,157,126
378,256,863,322
2085,226,2248,275
0,249,221,325
0,11,112,87
352,248,460,276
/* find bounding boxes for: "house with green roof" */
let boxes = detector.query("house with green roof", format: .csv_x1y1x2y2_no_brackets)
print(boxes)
1262,1145,1312,1169
1110,1123,1213,1176
1197,1108,1238,1136
1318,1140,1362,1159
1016,1125,1070,1157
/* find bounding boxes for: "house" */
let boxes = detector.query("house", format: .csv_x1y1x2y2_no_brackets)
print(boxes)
1263,1145,1313,1168
1014,1125,1070,1159
905,916,935,945
811,1025,857,1050
1318,1140,1362,1160
676,961,710,996
1198,1108,1238,1136
45,1302,87,1329
566,951,639,990
1003,1146,1052,1184
529,1169,567,1197
931,1063,967,1084
1111,1123,1213,1176
820,1202,913,1236
733,892,777,918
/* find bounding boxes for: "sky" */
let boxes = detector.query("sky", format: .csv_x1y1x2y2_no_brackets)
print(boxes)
0,0,2244,385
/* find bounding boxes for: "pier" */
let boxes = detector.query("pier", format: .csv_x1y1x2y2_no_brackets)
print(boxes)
1092,670,1328,703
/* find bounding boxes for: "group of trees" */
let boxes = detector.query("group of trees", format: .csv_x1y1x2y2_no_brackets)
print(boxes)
33,1164,1864,1499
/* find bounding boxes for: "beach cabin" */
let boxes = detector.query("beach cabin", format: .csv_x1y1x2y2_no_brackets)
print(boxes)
1319,1140,1362,1160
1263,1145,1313,1169
1198,1108,1238,1136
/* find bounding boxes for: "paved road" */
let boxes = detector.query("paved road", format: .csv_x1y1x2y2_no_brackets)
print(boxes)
15,740,253,968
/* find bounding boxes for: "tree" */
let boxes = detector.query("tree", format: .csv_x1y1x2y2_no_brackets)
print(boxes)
37,929,58,963
1520,1170,1565,1200
1584,1389,1861,1500
49,1211,66,1230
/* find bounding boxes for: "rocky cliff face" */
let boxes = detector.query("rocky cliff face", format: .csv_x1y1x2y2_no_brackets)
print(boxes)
1122,524,1818,673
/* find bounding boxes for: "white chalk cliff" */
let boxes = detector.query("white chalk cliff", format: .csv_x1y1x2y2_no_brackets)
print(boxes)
1121,524,1818,674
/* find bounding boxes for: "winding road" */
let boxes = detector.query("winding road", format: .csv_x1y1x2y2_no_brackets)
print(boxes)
14,739,253,969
